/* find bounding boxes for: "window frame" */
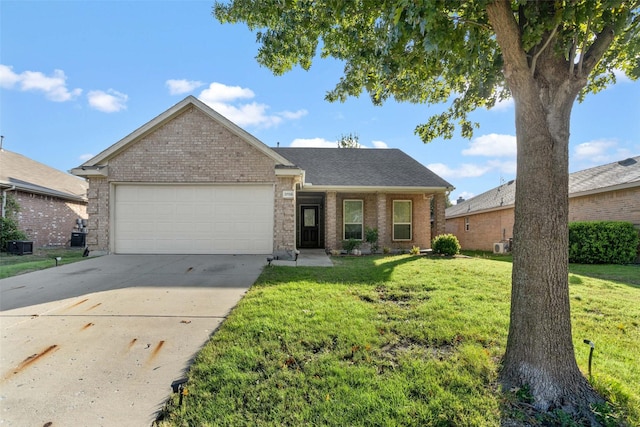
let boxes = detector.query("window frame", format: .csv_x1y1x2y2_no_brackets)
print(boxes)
392,200,412,241
465,217,470,232
343,199,364,240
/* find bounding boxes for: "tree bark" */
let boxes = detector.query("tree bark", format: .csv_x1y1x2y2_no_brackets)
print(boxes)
487,0,602,417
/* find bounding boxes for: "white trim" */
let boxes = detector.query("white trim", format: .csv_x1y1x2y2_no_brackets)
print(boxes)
343,199,363,241
393,200,412,241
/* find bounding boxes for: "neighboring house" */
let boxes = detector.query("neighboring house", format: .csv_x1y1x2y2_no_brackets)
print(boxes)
445,156,640,251
0,148,88,248
71,96,453,256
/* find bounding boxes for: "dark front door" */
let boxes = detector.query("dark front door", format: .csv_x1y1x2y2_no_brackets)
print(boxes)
300,206,320,248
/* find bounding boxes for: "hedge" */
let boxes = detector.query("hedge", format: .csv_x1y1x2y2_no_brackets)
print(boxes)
568,221,639,264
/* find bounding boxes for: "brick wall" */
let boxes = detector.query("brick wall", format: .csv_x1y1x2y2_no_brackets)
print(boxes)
446,186,640,251
326,192,432,252
87,106,282,253
569,187,640,225
273,176,300,254
446,208,515,251
13,190,87,248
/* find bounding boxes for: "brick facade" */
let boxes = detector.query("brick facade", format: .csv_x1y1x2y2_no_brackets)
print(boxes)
13,190,87,248
446,186,640,251
326,192,434,252
86,106,295,254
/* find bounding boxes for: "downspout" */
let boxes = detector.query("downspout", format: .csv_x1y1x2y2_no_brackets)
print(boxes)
1,185,16,218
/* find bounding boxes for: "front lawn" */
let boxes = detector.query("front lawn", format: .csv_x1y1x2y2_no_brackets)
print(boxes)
157,255,639,426
0,247,88,279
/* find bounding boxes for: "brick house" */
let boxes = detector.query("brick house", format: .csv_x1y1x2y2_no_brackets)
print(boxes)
445,156,640,252
1,149,88,248
71,96,452,256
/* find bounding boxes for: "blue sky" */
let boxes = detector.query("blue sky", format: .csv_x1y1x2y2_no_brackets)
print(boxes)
1,1,639,202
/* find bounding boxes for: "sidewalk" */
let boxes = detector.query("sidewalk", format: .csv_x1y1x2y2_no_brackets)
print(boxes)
271,249,334,267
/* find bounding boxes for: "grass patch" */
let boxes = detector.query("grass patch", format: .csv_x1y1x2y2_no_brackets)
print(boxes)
0,247,88,278
156,255,639,426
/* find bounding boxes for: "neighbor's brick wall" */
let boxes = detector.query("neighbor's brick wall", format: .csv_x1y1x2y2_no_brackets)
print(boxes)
446,186,640,251
569,187,640,225
446,208,515,252
13,190,87,248
87,106,281,253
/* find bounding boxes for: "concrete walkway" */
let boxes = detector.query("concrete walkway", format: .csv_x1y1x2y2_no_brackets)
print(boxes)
271,249,334,267
0,254,265,426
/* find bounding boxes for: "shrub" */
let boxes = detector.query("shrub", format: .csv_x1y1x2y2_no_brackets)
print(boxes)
409,245,420,255
0,194,27,251
342,238,361,253
432,233,461,256
365,227,379,253
569,221,639,264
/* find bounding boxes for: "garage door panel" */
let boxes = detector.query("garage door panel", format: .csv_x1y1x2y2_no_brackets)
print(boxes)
114,185,274,254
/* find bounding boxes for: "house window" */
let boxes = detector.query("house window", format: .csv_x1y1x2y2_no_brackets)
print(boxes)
343,200,363,240
393,200,412,240
465,217,470,231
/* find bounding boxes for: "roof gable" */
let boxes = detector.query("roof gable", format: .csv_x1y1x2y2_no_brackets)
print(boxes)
73,96,293,175
0,149,88,201
273,147,453,190
446,155,640,218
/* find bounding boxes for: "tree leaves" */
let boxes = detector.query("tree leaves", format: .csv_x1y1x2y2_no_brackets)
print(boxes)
213,0,639,142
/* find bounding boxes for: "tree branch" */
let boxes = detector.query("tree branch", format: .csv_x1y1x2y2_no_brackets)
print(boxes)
486,0,530,82
568,36,577,77
577,15,592,77
579,23,617,77
530,24,559,77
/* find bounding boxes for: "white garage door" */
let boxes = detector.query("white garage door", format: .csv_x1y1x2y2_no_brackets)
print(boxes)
113,184,274,254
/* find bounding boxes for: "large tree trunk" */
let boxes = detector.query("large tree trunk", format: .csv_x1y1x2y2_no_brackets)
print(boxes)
500,77,600,414
486,0,602,418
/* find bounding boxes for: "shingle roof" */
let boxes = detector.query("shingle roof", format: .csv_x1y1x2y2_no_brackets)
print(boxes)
272,147,453,190
0,149,88,201
446,155,640,218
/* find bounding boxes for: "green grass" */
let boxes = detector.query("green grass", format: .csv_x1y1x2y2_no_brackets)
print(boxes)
157,255,639,426
0,247,88,278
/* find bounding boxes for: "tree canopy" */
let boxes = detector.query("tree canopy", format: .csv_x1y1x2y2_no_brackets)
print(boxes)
215,0,638,142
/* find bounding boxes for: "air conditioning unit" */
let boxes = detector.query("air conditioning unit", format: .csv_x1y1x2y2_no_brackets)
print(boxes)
493,242,507,254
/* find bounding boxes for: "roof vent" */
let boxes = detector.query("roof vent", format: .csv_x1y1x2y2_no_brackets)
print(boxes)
618,158,637,167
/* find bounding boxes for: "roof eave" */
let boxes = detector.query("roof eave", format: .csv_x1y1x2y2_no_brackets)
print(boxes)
569,180,640,198
299,185,451,193
446,204,514,219
70,166,109,178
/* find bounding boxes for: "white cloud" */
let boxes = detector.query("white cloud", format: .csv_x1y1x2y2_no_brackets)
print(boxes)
0,64,81,102
198,82,306,128
279,109,308,120
79,153,94,162
87,89,128,113
427,162,492,178
200,82,254,102
573,139,632,164
290,138,338,148
463,133,517,157
371,140,389,148
166,79,204,95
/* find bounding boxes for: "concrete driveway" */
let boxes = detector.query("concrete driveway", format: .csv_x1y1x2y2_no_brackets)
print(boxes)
0,254,265,426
